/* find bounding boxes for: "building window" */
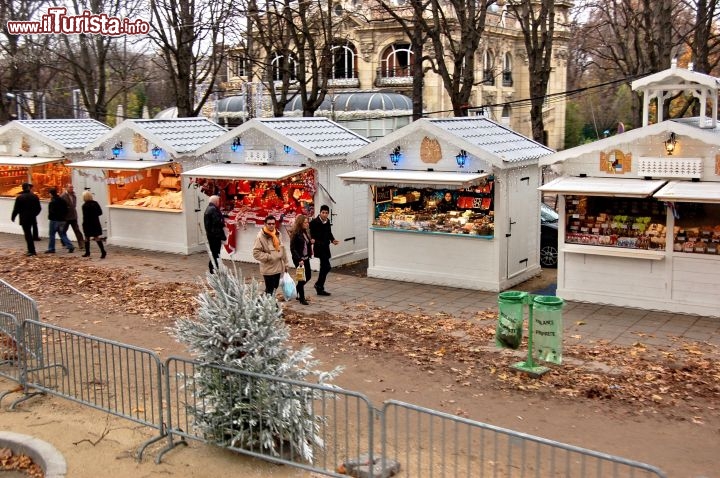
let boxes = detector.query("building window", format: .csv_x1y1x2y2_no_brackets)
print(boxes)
380,43,413,78
501,104,511,126
230,55,248,78
271,51,297,81
502,53,513,86
483,50,494,85
331,42,358,79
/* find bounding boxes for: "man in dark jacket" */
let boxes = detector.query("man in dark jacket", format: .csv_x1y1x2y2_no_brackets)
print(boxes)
45,187,75,253
203,195,226,273
11,182,42,256
60,183,85,250
309,204,339,295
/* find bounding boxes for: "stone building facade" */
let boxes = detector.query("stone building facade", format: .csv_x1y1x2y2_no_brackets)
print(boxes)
223,1,572,150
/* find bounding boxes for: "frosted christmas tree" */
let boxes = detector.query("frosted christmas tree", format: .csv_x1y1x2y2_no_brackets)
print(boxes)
173,263,341,461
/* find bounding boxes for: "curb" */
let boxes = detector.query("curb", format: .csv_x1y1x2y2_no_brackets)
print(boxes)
0,431,67,478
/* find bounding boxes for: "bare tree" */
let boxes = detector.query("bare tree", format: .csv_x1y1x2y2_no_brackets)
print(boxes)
148,0,232,117
506,0,558,144
0,0,51,122
374,1,431,121
242,0,356,118
688,0,720,74
572,0,682,126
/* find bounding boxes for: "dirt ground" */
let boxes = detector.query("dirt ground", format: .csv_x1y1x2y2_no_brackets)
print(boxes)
1,250,719,478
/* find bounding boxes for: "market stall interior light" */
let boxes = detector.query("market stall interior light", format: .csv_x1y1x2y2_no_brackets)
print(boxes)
111,141,123,157
390,146,402,166
664,132,677,155
151,146,162,158
231,137,242,152
455,149,468,168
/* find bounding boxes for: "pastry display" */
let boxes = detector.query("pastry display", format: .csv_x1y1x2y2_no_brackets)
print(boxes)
0,162,71,199
372,182,495,237
108,165,183,210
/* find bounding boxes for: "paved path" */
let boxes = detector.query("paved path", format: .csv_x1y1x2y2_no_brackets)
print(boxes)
2,232,719,349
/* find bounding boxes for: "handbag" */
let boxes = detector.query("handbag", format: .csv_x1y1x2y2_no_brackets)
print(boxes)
295,263,306,282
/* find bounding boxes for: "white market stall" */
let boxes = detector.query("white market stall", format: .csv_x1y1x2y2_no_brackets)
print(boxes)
0,119,110,238
74,118,227,254
342,117,554,291
539,63,720,317
188,117,371,266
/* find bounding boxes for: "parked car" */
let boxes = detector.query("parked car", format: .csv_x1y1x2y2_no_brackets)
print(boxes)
540,202,559,268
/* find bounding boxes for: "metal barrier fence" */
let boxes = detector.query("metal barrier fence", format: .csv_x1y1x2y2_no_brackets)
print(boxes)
160,356,375,475
0,284,668,477
380,400,667,478
0,279,39,323
0,311,20,383
19,319,165,458
0,279,43,403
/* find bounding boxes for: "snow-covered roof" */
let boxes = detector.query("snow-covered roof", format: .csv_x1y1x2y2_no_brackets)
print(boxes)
348,117,553,169
196,117,370,160
85,118,227,157
0,119,110,152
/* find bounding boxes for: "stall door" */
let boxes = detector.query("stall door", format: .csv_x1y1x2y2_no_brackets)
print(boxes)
317,166,363,262
506,170,534,278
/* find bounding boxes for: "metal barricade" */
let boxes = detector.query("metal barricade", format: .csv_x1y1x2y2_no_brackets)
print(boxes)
0,279,44,404
0,311,20,382
380,400,667,477
160,356,375,475
20,319,165,459
0,279,40,322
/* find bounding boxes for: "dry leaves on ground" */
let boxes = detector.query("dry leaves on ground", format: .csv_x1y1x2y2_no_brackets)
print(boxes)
285,306,720,423
3,251,719,423
0,447,43,477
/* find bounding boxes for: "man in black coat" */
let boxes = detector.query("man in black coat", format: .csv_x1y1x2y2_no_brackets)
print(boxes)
11,183,42,256
45,187,74,253
203,195,226,273
309,204,339,295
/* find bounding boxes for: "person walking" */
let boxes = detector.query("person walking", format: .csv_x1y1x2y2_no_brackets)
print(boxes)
11,182,42,256
60,183,85,251
80,190,106,258
203,195,226,274
309,204,339,296
252,215,287,295
289,214,313,305
45,187,74,254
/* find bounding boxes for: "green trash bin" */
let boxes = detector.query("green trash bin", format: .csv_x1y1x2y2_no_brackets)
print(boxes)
531,295,564,364
496,291,528,350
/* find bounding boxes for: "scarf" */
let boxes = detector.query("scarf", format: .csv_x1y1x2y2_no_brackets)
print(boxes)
263,226,280,251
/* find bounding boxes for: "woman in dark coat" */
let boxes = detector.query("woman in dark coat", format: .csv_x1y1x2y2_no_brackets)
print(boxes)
81,190,106,258
289,214,313,305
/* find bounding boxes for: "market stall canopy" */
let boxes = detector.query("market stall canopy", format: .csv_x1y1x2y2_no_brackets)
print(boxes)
338,169,490,189
653,180,720,203
67,159,173,171
0,156,65,166
539,176,667,197
182,163,311,181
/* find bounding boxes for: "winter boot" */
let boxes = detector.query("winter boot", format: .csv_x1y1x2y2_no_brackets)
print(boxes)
82,242,90,257
99,241,106,259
